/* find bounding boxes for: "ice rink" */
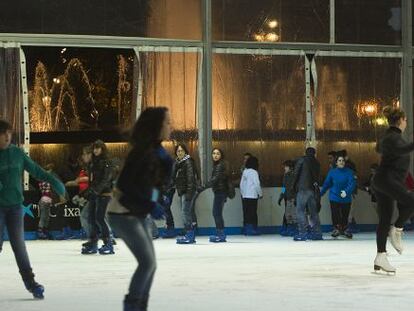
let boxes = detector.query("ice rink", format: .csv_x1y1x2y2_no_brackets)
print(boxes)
1,233,414,311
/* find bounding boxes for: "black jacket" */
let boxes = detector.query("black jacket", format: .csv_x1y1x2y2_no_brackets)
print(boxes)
117,146,173,217
206,160,228,193
174,155,197,200
89,156,113,195
376,126,414,180
282,170,296,200
293,155,320,192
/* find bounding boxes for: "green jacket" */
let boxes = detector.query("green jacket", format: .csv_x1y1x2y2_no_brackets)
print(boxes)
0,144,65,207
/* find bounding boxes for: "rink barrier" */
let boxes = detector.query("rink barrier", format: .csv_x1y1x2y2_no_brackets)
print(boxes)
2,224,381,241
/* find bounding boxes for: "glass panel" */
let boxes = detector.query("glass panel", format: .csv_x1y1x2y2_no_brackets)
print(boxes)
29,143,129,184
140,51,201,167
213,54,306,186
335,0,402,45
212,0,330,42
314,56,401,181
0,47,24,145
0,0,201,40
24,47,137,132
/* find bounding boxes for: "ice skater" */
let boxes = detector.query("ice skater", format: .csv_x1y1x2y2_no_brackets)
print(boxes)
0,120,66,299
107,107,173,311
240,156,262,236
204,148,230,243
174,143,198,244
277,160,297,237
320,155,356,239
371,106,414,273
81,140,115,255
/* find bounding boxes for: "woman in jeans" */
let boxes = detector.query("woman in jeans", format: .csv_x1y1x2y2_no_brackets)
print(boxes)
0,120,66,299
81,140,114,255
174,143,198,244
108,107,173,311
205,148,229,243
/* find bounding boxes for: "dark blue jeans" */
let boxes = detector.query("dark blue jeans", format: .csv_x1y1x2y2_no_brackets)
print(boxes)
88,195,111,242
0,205,33,277
163,191,175,229
108,214,156,300
296,190,321,234
213,192,227,230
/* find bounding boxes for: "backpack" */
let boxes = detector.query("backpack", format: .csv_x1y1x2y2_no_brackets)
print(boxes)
227,178,236,199
224,161,236,199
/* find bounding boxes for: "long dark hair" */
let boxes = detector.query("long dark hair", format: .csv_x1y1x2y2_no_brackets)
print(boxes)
175,143,189,156
245,156,259,171
130,107,168,153
212,148,224,162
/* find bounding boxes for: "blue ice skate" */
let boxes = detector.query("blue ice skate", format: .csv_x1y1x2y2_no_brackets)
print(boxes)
99,243,115,255
24,280,44,299
209,230,227,243
176,230,196,244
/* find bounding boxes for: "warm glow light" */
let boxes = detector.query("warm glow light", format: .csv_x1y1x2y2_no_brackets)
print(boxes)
53,78,60,84
254,33,265,42
375,117,387,126
356,100,379,118
265,32,279,42
268,20,278,28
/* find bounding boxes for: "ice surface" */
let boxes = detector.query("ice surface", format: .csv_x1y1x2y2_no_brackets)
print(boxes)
1,233,414,311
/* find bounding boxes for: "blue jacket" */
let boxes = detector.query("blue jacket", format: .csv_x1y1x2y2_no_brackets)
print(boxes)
320,167,356,203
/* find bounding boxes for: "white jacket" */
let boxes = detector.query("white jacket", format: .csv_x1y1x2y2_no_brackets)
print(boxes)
240,168,262,199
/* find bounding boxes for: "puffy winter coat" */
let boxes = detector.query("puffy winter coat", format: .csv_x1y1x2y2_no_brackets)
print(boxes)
206,160,228,193
174,155,197,200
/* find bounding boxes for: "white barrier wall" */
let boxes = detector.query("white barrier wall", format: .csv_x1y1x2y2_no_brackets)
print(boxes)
158,188,379,229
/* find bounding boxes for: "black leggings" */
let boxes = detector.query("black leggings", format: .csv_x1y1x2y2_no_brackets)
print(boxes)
373,171,414,253
242,198,258,227
330,201,351,230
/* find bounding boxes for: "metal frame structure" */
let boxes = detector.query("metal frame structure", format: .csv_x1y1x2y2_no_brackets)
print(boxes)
0,0,413,181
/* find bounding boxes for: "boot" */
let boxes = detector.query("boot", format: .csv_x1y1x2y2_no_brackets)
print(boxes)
99,240,115,255
389,226,403,254
246,224,260,236
176,230,196,244
279,225,289,236
374,252,396,274
37,228,49,240
81,240,98,254
161,227,177,239
124,294,148,311
20,269,44,299
209,229,227,243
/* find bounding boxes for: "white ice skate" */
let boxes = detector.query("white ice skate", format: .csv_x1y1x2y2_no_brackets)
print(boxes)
389,226,403,254
374,252,396,275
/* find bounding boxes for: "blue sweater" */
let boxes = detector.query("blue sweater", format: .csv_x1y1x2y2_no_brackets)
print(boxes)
320,167,356,204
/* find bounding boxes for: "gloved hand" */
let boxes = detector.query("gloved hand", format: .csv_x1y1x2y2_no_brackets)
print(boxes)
150,202,165,220
277,196,283,206
160,194,171,207
196,185,205,193
340,190,347,198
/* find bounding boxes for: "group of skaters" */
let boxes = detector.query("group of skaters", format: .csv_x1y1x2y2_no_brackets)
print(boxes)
277,148,359,241
2,103,414,309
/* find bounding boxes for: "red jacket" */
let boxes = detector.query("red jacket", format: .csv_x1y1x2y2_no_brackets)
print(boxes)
406,172,414,191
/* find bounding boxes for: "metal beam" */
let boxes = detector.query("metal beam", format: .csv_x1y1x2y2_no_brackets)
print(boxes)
19,46,30,190
213,41,403,53
330,0,335,44
401,0,413,172
201,0,213,183
0,33,203,48
214,48,305,56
